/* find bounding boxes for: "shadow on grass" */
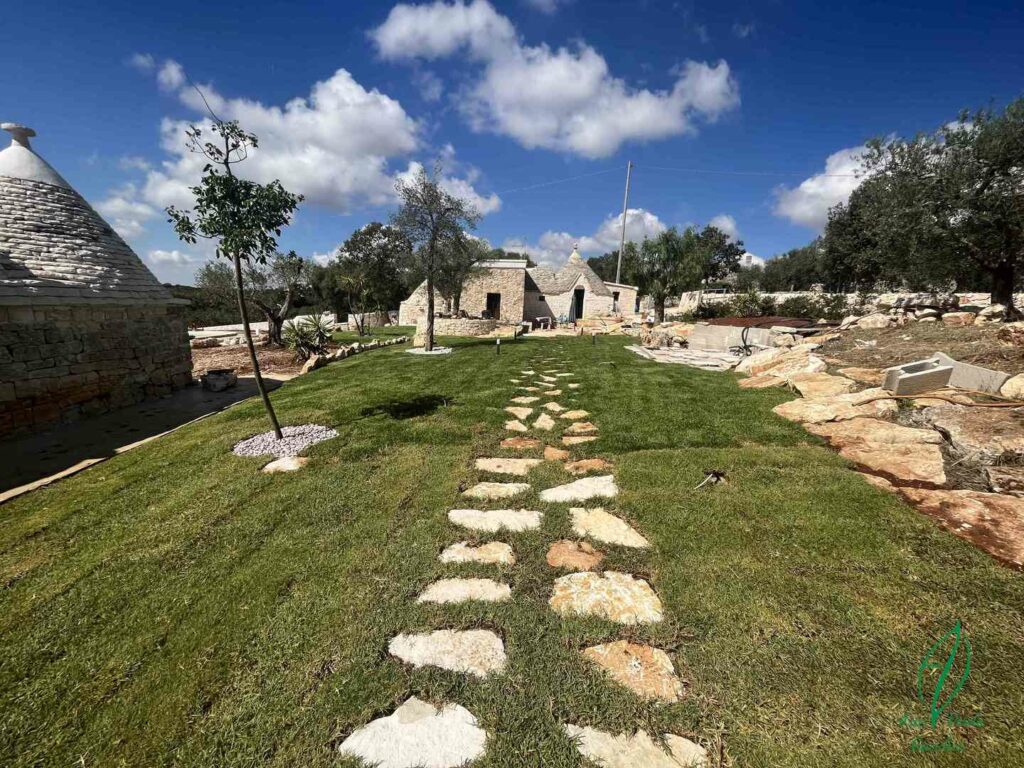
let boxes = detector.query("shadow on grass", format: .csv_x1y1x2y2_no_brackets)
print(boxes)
359,394,452,420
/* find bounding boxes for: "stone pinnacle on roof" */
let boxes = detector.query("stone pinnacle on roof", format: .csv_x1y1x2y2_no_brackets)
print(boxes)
569,242,583,263
0,122,71,188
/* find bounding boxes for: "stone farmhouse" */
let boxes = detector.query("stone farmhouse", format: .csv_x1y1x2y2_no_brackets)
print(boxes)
0,124,192,437
398,245,639,330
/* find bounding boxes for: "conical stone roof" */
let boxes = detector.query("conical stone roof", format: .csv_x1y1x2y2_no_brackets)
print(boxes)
0,123,176,306
527,243,612,297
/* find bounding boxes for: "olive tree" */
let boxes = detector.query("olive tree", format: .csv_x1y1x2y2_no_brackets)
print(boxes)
167,120,302,439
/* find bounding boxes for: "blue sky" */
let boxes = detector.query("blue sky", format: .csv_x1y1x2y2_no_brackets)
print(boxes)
5,0,1023,284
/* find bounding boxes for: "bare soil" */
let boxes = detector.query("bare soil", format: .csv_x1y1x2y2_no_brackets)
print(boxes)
821,321,1024,376
191,344,307,377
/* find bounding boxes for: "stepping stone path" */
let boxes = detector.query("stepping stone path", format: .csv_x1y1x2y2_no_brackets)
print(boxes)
570,507,649,548
389,629,507,677
502,436,542,450
440,541,515,565
533,413,557,430
350,347,698,766
563,435,598,445
563,725,707,768
449,508,542,532
418,578,511,604
463,482,531,500
541,475,619,503
547,540,604,571
544,445,570,461
565,458,612,475
582,640,685,702
560,409,589,420
550,571,663,624
475,457,542,476
339,697,487,768
261,456,309,473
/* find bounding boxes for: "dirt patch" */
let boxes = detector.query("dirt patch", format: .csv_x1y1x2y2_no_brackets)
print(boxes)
822,322,1024,375
191,344,306,377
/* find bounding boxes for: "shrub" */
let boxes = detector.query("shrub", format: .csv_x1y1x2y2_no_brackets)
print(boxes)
728,289,777,317
283,313,334,361
776,294,850,322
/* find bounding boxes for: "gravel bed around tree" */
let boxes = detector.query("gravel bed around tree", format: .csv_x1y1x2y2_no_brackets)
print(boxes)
232,424,338,458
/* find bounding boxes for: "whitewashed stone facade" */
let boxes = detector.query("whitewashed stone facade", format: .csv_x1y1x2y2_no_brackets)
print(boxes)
0,124,191,436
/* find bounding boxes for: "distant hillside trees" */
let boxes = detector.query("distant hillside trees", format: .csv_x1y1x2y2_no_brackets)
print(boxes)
332,222,411,335
822,97,1024,314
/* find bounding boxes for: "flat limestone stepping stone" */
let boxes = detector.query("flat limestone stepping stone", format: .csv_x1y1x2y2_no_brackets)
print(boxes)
556,373,574,377
543,389,562,396
568,383,581,389
261,456,309,473
449,508,542,532
582,641,684,702
463,482,531,500
547,540,604,571
501,437,543,450
563,435,598,445
544,402,566,413
521,370,536,375
564,421,598,435
550,571,662,624
560,410,590,420
571,507,648,548
565,458,612,475
505,406,534,420
534,413,557,431
511,396,540,404
539,375,557,382
475,457,542,476
505,420,528,433
517,386,540,392
338,697,487,768
544,445,570,461
389,629,507,677
509,378,522,384
563,725,707,768
440,541,515,565
541,475,618,503
418,578,511,604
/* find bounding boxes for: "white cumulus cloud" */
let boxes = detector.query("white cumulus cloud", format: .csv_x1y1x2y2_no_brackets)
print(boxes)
95,184,157,240
108,57,499,239
709,213,740,240
773,145,869,230
371,0,740,158
147,249,199,265
502,207,667,267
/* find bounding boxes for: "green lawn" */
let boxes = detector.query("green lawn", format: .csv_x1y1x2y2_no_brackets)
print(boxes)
1,336,1021,767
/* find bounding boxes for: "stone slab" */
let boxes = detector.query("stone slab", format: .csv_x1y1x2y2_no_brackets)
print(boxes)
449,508,542,532
582,641,685,702
563,725,707,768
563,435,599,445
541,475,618,503
571,507,649,548
462,482,531,500
505,420,528,432
546,540,604,570
475,458,542,476
417,578,512,604
544,445,571,461
501,437,542,450
389,630,507,678
565,458,613,475
440,541,515,565
261,456,309,473
549,571,663,624
504,406,533,420
533,413,557,430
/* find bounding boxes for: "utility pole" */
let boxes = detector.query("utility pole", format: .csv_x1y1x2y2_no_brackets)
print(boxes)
615,160,633,284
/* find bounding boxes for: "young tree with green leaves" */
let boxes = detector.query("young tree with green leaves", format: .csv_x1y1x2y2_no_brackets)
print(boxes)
167,120,302,439
391,167,480,351
335,222,411,335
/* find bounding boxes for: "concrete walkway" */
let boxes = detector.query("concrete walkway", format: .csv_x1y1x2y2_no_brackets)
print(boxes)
0,377,283,501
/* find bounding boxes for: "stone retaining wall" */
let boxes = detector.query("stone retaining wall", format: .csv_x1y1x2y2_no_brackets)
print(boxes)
416,317,499,336
0,303,193,437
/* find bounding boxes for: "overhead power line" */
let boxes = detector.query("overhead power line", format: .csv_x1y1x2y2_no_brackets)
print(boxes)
638,163,861,179
493,167,621,195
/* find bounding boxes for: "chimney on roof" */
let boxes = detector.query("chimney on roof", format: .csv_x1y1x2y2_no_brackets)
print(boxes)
2,123,36,150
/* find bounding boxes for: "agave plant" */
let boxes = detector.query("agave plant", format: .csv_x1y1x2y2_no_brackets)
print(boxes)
283,313,334,361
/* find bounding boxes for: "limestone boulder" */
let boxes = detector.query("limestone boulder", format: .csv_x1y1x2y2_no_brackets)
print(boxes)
986,466,1024,495
804,418,943,448
899,488,1024,567
923,405,1024,462
857,313,894,329
975,303,1007,323
996,322,1024,347
942,311,977,326
261,456,309,473
1000,374,1024,400
737,374,785,389
772,388,899,424
838,442,946,487
838,367,885,386
787,372,857,398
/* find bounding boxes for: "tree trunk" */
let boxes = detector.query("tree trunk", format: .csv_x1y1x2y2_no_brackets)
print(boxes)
991,261,1017,316
654,296,666,323
453,289,462,316
425,275,435,352
233,252,282,439
265,311,284,346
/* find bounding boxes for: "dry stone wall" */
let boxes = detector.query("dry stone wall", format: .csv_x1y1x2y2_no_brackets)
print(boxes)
0,303,192,436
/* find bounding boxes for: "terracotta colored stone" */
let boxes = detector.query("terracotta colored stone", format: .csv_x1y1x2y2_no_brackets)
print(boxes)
564,421,598,435
738,374,784,389
942,311,976,326
565,458,613,475
560,409,590,420
839,442,946,487
859,472,896,492
546,539,604,570
804,417,943,448
582,641,685,702
772,387,899,424
501,437,543,450
899,488,1024,567
544,445,571,461
549,571,662,624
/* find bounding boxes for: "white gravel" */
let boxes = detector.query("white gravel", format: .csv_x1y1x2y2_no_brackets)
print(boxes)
232,424,337,458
